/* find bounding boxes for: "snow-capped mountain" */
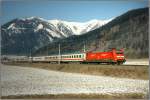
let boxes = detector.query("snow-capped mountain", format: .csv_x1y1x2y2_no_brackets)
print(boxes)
48,19,111,35
1,17,111,55
3,17,111,40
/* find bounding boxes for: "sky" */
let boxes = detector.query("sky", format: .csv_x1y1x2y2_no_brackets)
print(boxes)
1,0,148,24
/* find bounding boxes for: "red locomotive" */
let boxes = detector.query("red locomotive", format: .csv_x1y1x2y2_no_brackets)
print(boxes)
85,48,125,64
31,48,126,65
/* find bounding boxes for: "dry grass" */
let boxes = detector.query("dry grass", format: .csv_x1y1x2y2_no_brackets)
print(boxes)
3,62,149,80
1,93,148,99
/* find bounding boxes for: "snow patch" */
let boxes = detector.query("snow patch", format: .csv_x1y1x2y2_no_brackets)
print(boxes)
45,28,61,38
37,24,43,30
34,24,43,32
7,23,15,30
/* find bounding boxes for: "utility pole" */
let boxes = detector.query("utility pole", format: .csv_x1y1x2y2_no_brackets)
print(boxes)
84,44,85,52
47,46,48,56
58,44,61,65
83,42,86,52
29,49,32,63
30,48,31,57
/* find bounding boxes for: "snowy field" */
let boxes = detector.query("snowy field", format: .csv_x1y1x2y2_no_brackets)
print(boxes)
1,65,149,97
124,59,149,65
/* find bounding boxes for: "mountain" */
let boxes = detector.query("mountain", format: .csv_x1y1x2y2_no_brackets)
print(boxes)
49,19,111,35
34,7,149,58
1,17,110,55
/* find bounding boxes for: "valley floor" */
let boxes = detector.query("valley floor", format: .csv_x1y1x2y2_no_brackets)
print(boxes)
1,63,149,99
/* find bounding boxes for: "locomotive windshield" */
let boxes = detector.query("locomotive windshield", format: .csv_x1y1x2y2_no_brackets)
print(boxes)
116,49,124,54
116,51,123,54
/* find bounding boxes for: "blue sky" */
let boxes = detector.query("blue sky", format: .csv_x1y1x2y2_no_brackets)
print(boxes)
1,0,148,24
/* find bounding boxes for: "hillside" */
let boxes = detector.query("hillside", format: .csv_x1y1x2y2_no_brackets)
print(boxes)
1,17,110,55
34,8,149,58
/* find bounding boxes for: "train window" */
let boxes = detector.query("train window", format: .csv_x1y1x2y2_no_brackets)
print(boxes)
79,55,81,58
77,55,78,58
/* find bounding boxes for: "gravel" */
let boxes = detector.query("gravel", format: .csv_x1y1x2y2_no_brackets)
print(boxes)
1,65,149,96
124,59,149,65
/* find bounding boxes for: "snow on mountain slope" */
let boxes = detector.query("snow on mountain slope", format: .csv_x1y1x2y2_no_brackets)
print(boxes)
5,17,112,39
1,17,112,55
49,19,112,35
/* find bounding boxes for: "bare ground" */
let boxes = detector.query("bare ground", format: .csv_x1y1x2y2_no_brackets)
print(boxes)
1,65,149,99
3,62,149,80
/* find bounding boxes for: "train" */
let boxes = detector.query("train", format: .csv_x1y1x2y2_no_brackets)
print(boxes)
2,48,126,65
30,48,126,65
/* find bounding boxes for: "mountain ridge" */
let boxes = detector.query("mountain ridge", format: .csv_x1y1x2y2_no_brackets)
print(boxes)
34,7,149,58
1,17,111,55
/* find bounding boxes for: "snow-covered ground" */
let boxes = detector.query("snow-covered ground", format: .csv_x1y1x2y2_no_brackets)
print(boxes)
124,59,149,65
1,65,149,96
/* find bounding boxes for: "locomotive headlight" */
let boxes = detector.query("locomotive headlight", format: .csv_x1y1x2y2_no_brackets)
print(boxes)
117,56,124,58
